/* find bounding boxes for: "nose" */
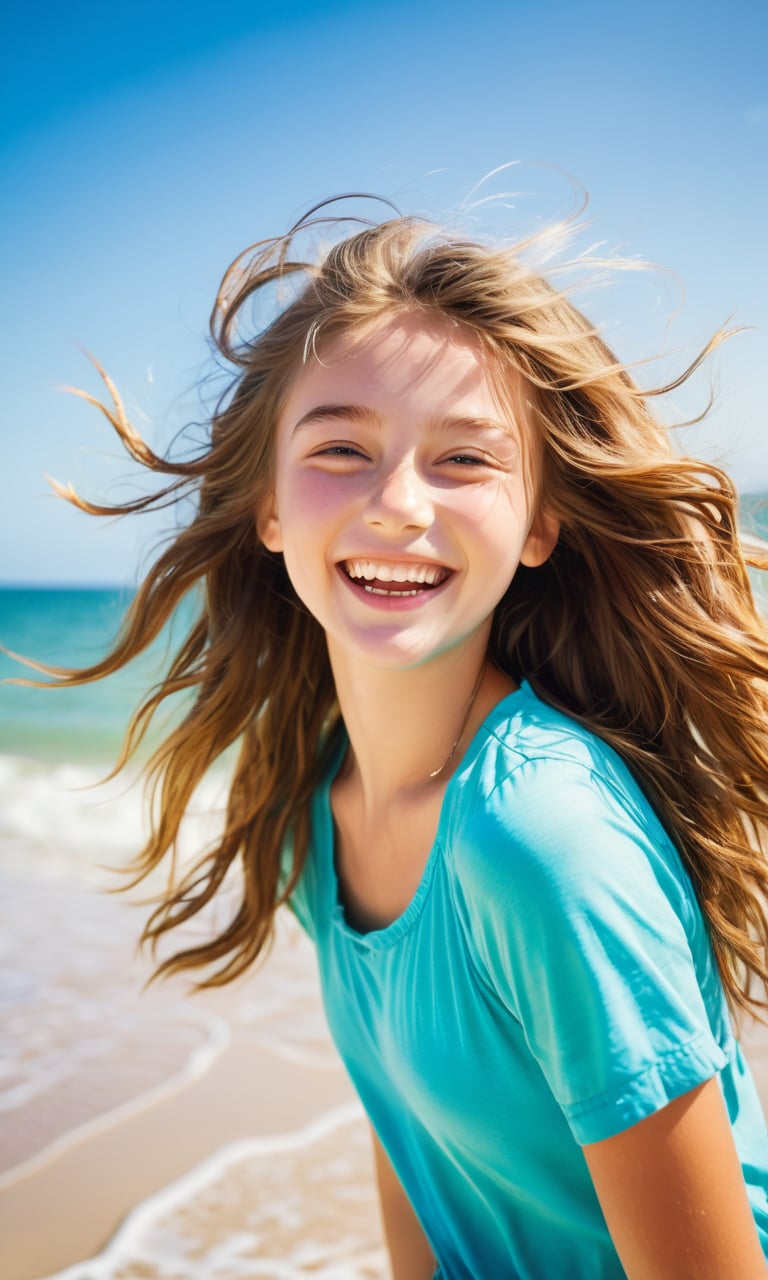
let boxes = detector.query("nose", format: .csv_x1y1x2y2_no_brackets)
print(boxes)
363,456,434,533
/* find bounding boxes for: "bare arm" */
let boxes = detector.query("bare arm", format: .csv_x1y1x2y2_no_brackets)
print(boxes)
583,1077,767,1279
370,1126,436,1280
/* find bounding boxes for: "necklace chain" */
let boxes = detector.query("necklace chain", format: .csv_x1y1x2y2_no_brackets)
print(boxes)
427,665,485,781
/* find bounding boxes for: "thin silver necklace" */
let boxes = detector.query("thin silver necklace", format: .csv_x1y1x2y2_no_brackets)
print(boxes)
427,665,486,780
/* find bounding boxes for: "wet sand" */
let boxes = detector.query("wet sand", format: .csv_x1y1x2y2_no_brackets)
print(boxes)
0,1039,367,1279
0,872,386,1280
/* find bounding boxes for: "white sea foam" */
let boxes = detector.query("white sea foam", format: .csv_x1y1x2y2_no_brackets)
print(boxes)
0,753,231,883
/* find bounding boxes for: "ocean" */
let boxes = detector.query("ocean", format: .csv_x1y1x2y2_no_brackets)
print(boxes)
2,493,768,1279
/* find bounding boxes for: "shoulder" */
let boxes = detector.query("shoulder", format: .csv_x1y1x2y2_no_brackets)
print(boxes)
471,682,649,795
446,682,670,855
443,683,692,924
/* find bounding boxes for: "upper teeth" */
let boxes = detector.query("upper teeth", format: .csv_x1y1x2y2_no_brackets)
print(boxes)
344,560,446,585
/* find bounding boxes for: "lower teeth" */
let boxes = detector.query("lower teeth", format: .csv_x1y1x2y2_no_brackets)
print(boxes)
363,585,421,596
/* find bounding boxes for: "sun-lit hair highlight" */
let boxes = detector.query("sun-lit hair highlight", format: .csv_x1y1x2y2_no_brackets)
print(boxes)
31,199,768,1015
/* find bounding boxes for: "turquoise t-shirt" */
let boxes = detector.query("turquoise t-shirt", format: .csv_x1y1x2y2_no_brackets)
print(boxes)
289,682,768,1278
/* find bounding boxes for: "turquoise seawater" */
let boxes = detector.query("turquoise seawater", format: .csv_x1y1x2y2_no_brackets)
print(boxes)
0,586,195,764
2,492,767,765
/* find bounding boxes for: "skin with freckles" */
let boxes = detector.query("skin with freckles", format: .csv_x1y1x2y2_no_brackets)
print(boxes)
258,312,558,675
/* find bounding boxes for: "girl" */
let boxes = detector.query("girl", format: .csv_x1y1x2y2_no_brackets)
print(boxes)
42,199,768,1277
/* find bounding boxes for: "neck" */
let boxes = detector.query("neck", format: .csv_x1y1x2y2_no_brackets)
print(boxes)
328,635,515,811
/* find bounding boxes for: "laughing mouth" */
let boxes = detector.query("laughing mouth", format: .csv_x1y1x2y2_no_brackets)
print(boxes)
341,559,451,596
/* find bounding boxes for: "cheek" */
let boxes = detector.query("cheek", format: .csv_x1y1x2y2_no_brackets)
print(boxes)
462,480,531,553
278,470,351,529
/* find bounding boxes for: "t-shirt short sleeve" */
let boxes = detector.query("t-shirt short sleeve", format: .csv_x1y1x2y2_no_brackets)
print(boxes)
456,751,730,1145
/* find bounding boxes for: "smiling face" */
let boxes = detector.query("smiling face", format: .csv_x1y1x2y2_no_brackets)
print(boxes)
258,311,559,673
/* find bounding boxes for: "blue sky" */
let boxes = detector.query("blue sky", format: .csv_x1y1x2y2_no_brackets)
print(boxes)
2,0,767,584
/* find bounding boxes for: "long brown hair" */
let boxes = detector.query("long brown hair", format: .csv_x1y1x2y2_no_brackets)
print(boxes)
33,201,768,1015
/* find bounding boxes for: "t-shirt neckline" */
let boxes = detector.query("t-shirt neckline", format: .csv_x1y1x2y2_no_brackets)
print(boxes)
319,681,531,952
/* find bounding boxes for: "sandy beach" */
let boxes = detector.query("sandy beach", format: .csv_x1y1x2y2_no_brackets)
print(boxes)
0,739,385,1280
0,873,388,1280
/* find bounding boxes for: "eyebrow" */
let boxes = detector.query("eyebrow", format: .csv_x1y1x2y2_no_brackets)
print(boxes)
291,403,380,434
291,403,514,437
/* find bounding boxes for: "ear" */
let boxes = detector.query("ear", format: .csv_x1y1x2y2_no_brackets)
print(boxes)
520,507,560,568
256,490,283,552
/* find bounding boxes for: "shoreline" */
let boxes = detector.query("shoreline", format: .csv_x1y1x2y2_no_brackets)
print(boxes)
0,1039,365,1280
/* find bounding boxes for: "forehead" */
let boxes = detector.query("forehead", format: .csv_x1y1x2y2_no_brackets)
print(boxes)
279,311,515,425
